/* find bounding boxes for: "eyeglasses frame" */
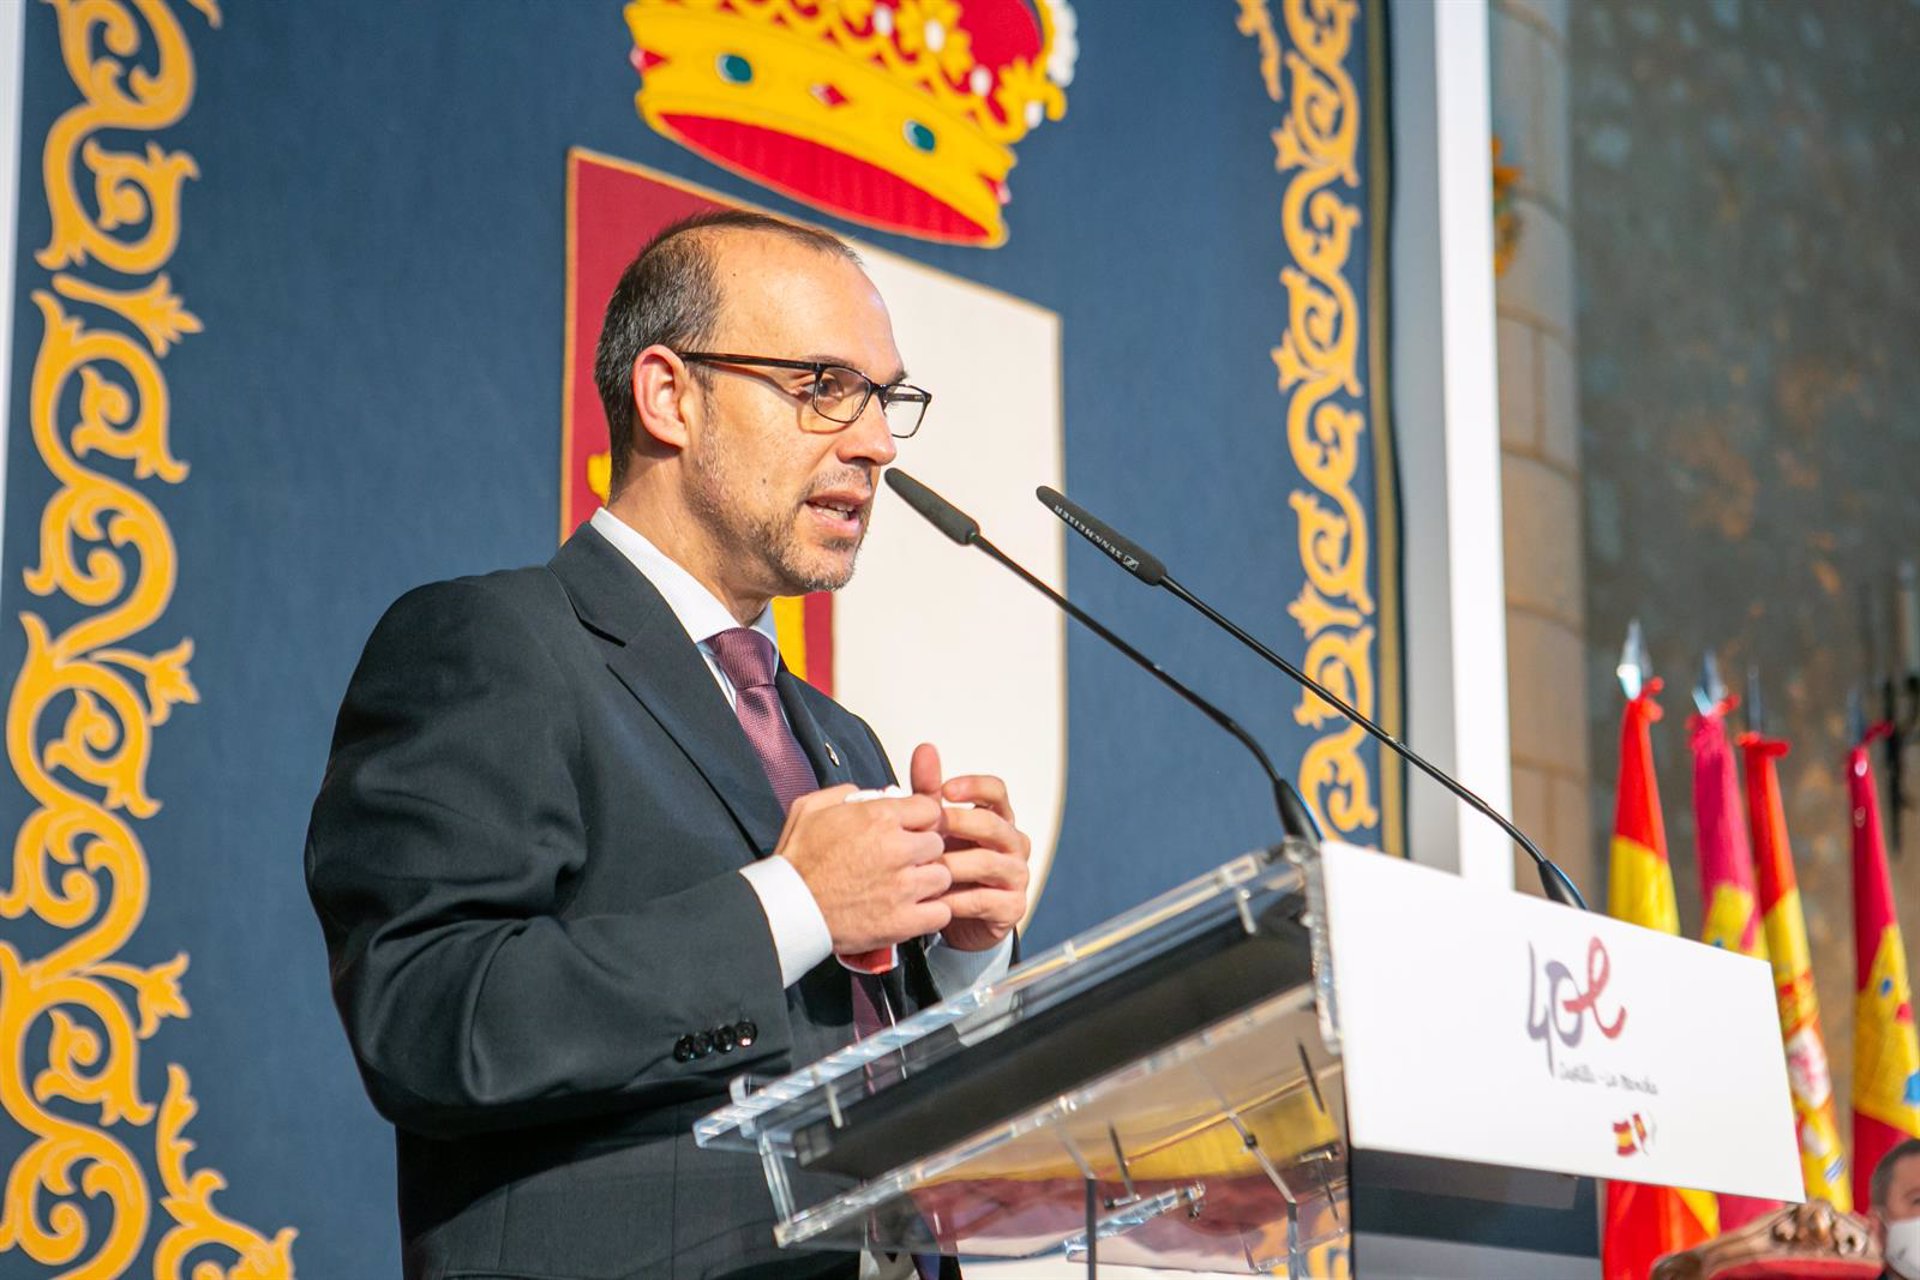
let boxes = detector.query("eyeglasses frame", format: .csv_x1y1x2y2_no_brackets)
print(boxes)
675,351,931,439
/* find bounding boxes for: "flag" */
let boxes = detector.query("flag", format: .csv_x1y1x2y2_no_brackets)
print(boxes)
1850,727,1920,1209
1687,696,1780,1232
1604,680,1719,1280
1742,729,1850,1209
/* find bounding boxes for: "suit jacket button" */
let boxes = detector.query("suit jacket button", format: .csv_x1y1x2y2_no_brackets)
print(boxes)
735,1020,758,1047
691,1031,713,1058
714,1025,738,1054
673,1035,697,1063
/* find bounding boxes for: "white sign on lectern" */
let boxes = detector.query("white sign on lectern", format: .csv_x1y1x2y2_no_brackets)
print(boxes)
1321,841,1802,1201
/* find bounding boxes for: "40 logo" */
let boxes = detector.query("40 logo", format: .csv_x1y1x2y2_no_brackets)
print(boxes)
1526,936,1627,1074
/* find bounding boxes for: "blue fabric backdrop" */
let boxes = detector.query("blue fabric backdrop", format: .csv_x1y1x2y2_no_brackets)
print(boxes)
0,2,1392,1273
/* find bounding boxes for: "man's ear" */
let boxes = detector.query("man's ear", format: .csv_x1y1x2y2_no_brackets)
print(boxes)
632,345,695,452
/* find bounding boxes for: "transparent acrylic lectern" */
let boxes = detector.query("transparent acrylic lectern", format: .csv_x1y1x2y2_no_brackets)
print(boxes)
697,842,1358,1275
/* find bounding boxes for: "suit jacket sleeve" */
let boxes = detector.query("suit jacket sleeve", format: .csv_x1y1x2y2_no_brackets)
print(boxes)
306,578,789,1139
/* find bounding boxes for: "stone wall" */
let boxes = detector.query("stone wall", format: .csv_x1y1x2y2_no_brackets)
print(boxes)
1567,0,1920,1138
1491,0,1595,900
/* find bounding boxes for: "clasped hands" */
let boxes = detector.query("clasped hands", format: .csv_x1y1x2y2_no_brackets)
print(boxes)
774,743,1031,956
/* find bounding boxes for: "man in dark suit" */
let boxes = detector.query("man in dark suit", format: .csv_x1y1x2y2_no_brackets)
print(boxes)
306,211,1031,1280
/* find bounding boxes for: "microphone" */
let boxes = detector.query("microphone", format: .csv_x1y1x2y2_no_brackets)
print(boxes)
884,468,1321,842
1036,484,1589,911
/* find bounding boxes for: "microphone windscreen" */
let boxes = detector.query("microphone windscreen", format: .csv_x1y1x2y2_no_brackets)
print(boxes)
1036,486,1167,586
885,469,979,546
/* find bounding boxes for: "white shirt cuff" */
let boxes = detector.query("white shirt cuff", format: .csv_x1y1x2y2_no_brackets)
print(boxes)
739,857,833,988
925,932,1014,996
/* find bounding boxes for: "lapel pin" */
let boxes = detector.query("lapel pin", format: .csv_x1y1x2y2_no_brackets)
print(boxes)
824,740,841,768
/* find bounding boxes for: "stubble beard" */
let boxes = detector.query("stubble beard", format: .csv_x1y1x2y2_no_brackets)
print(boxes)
687,430,867,599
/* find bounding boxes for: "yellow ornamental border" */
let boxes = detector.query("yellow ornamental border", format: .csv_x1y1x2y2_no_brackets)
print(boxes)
1,2,296,1276
1241,0,1391,847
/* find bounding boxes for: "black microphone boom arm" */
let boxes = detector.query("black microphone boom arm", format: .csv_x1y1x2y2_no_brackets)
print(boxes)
884,468,1319,843
1036,484,1588,910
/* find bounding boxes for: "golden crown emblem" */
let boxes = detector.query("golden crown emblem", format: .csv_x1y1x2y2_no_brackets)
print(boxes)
623,0,1076,245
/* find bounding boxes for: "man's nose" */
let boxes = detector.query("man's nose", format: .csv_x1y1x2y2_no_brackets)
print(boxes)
837,395,898,467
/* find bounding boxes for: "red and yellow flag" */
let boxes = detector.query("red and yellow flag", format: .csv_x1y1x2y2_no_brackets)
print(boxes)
1742,730,1850,1209
1604,681,1718,1280
1849,728,1920,1209
1687,697,1779,1231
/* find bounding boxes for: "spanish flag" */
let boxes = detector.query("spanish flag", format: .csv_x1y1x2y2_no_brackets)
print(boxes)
1742,729,1850,1209
1687,696,1779,1231
1849,728,1920,1210
1604,680,1718,1279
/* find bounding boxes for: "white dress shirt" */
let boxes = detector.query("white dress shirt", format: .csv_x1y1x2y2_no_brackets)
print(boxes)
589,508,1011,994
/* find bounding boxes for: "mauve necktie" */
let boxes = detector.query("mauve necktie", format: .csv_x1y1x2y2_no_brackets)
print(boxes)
705,628,889,1038
707,629,938,1278
706,627,817,813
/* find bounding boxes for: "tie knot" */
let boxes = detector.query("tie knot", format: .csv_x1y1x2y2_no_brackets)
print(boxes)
707,627,779,692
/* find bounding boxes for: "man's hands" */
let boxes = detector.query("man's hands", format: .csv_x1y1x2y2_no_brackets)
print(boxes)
910,743,1032,953
775,744,1031,956
774,785,952,955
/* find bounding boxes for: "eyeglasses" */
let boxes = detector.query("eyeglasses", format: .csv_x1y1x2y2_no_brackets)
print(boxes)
677,352,931,439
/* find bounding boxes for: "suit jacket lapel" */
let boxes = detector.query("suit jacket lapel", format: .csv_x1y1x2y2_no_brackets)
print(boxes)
549,525,788,856
777,669,856,790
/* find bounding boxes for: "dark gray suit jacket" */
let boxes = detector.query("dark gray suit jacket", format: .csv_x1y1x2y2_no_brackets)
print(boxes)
307,524,934,1280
